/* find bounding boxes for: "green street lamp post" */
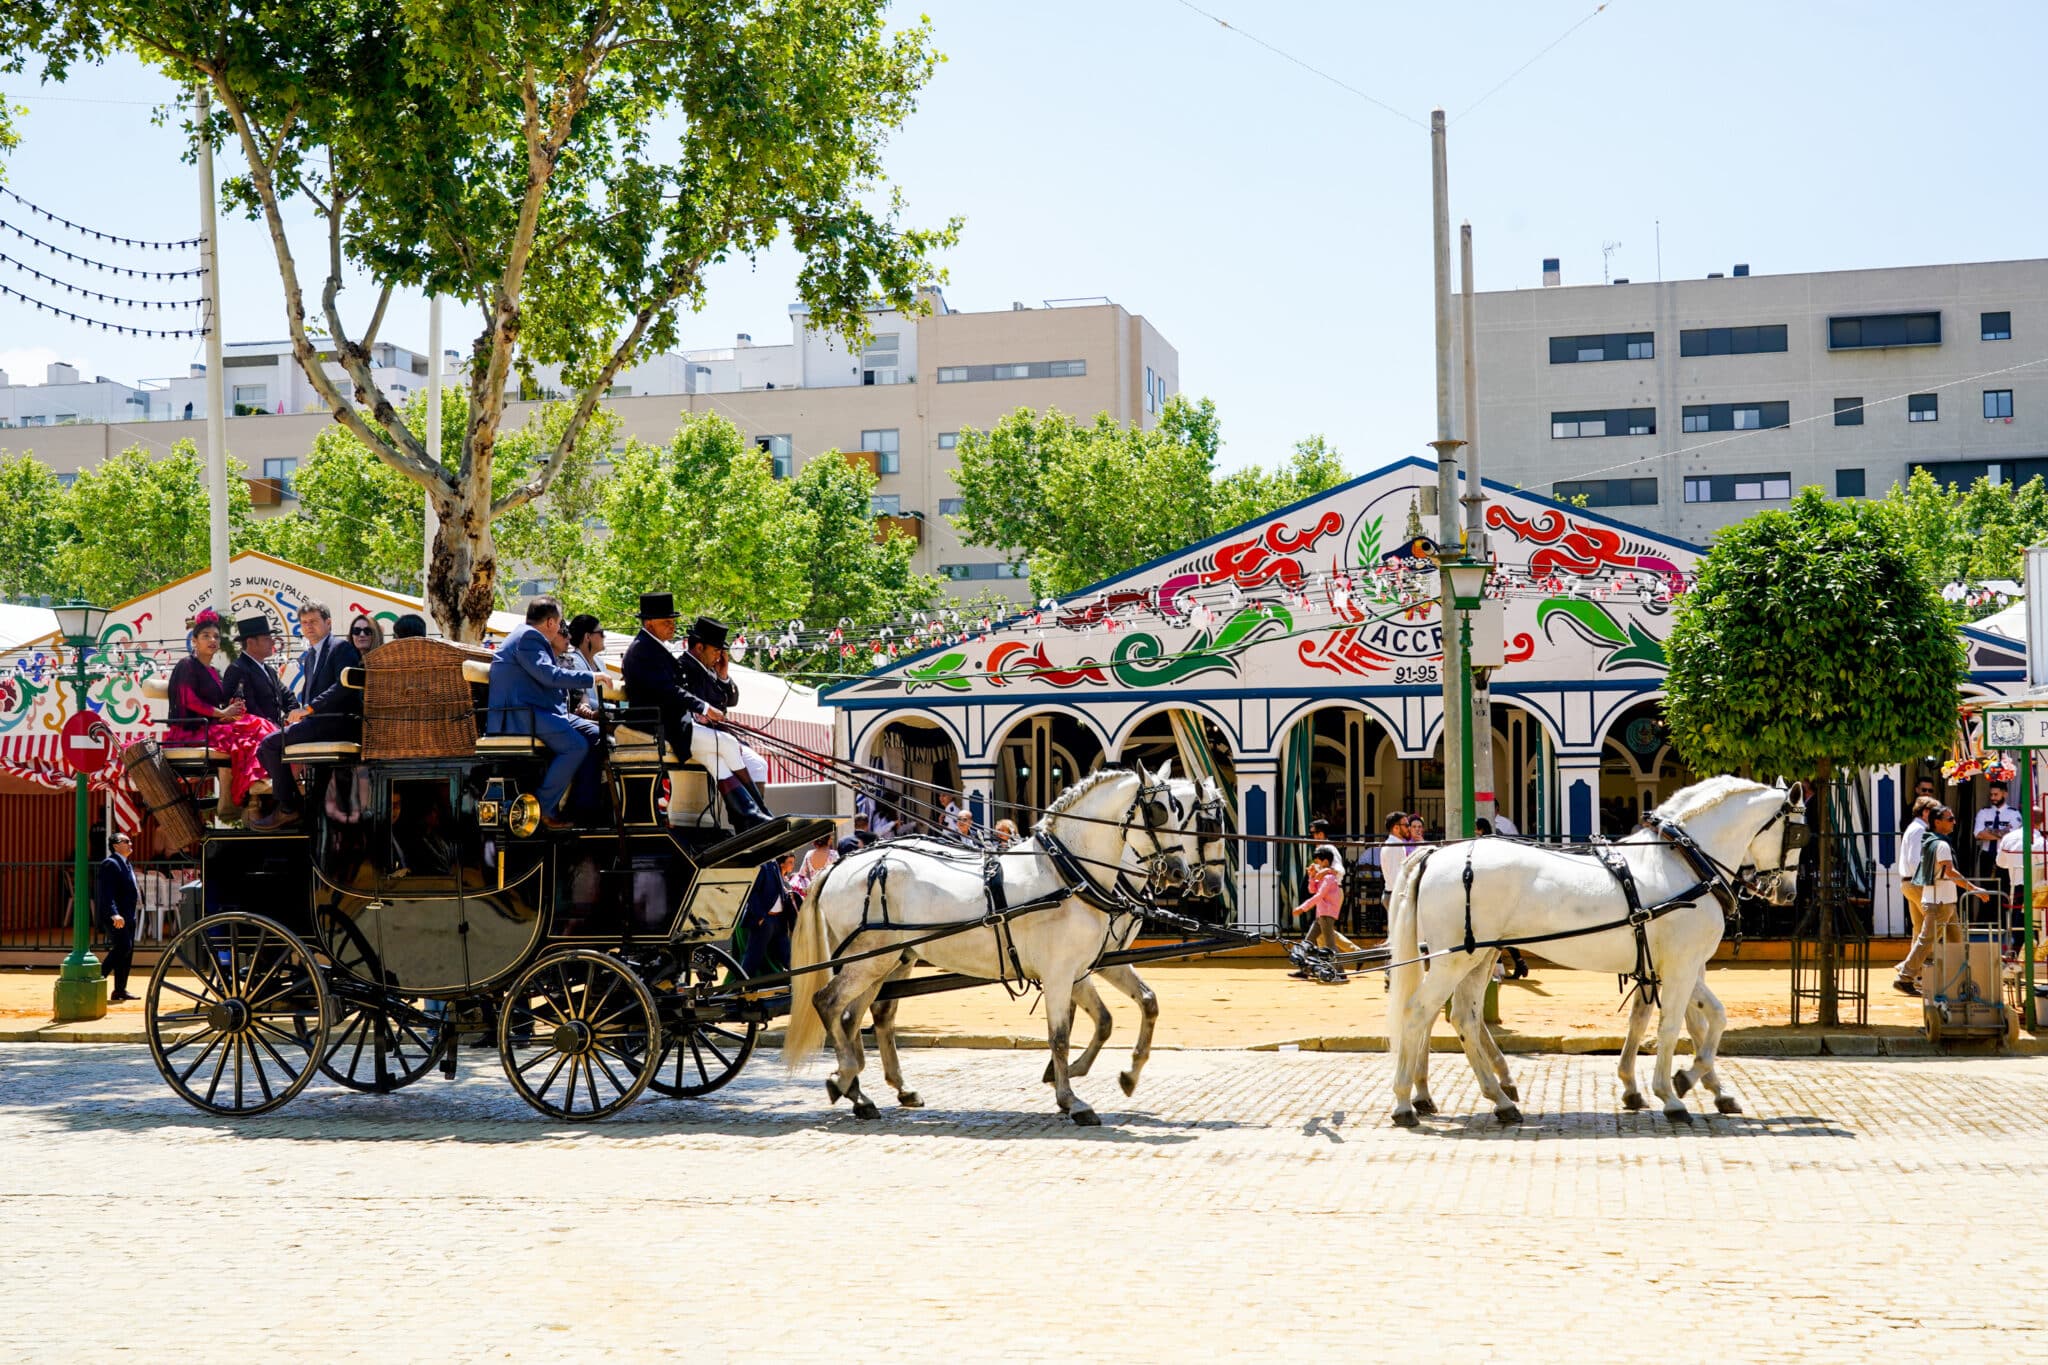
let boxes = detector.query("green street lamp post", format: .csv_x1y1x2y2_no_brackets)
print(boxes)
1440,557,1493,840
51,600,112,1024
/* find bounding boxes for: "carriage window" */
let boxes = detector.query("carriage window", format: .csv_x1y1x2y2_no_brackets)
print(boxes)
380,776,481,893
550,846,687,939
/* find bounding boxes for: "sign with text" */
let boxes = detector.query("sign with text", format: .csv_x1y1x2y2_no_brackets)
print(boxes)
1983,708,2048,750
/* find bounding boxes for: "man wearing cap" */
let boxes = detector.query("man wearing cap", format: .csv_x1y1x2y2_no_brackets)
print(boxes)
622,594,770,831
223,616,293,726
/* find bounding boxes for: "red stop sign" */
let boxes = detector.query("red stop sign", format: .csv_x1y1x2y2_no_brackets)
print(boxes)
60,710,113,776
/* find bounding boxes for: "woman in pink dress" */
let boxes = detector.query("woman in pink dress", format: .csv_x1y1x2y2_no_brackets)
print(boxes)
1288,843,1350,980
164,609,279,808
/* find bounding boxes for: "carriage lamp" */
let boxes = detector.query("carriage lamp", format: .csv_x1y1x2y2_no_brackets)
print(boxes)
52,600,112,1022
1437,559,1492,840
507,792,542,838
478,776,508,828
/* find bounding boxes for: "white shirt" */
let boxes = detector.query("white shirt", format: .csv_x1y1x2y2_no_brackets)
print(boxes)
1922,836,1959,904
1996,826,2048,880
1975,803,2020,845
1490,813,1518,837
1379,837,1414,895
1896,817,1928,879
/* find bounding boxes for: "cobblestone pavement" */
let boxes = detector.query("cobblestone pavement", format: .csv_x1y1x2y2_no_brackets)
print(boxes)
2,1044,2045,1361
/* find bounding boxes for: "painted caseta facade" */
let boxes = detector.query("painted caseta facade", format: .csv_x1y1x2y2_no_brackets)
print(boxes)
824,457,1721,928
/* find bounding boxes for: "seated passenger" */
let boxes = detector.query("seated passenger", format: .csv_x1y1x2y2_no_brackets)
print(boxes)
621,594,769,831
221,616,293,726
167,609,279,810
564,613,607,719
488,597,598,831
250,613,380,828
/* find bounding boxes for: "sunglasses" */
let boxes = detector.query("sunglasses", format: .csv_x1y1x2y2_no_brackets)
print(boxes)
350,626,375,636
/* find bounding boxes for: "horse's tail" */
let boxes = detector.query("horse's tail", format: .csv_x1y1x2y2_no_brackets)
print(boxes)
1385,848,1433,1039
783,862,835,1067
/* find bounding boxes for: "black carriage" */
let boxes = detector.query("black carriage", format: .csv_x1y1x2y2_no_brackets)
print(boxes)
128,636,833,1121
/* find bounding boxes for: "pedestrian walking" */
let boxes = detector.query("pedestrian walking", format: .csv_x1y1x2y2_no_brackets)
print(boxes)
1288,844,1348,980
1896,795,1939,943
99,831,140,1002
1895,806,1982,995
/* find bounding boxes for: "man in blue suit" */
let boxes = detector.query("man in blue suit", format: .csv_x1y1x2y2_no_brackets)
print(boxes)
98,831,141,1002
488,597,598,830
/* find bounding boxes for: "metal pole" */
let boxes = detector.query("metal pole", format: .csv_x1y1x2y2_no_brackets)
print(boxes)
1460,220,1495,826
2025,754,2037,1032
1428,107,1468,841
424,294,443,599
54,652,105,1021
197,85,230,617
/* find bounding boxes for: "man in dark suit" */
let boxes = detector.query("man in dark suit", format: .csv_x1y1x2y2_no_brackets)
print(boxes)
223,616,293,724
294,601,349,704
98,831,141,1002
621,595,768,830
250,620,365,829
487,598,599,829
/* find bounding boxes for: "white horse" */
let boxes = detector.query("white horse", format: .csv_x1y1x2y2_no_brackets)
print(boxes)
1386,776,1802,1126
786,764,1223,1125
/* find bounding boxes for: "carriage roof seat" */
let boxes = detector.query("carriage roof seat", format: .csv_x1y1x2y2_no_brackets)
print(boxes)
609,724,665,768
282,740,362,762
362,636,493,760
476,733,545,756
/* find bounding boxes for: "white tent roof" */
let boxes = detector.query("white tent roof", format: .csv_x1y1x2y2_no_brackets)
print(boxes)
589,641,830,729
1976,599,2027,641
0,603,59,652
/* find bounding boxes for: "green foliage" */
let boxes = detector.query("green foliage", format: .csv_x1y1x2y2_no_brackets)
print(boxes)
51,442,253,606
2,1,957,634
1877,467,2048,617
785,447,940,636
951,397,1349,599
485,402,615,609
1665,488,1962,779
0,450,70,600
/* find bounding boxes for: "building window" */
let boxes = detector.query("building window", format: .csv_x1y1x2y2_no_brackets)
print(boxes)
1829,311,1941,350
1908,393,1938,422
870,494,902,516
1983,311,2012,341
1680,402,1790,434
937,432,958,450
1548,331,1655,364
938,497,965,516
941,561,1028,581
55,470,76,487
1550,407,1654,439
861,428,900,474
1551,478,1657,507
1836,468,1866,499
231,383,268,414
1834,397,1864,426
935,360,1087,384
860,333,901,386
1683,472,1792,503
1985,389,2015,420
1677,324,1788,357
262,457,299,498
755,434,793,479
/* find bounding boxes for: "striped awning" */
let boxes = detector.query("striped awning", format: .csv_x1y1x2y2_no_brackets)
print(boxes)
0,732,144,832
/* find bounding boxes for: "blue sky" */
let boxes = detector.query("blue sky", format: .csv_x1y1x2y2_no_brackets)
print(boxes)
0,1,2041,472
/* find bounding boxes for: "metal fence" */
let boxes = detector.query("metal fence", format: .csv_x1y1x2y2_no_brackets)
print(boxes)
0,860,195,952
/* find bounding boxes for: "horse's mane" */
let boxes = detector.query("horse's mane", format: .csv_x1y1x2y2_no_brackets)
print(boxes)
1651,774,1771,825
1042,766,1133,818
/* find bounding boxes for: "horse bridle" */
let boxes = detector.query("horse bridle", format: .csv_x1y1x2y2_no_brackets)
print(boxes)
1119,773,1192,898
1655,790,1807,906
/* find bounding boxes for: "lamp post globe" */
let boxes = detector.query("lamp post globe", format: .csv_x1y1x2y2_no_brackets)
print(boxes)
52,600,111,1023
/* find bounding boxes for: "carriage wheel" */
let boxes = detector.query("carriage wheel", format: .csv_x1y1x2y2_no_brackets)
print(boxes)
145,912,330,1117
647,944,759,1099
312,907,451,1093
499,950,660,1121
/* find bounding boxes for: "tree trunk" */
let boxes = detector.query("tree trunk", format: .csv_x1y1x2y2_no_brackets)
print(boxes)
1816,756,1839,1027
425,484,499,643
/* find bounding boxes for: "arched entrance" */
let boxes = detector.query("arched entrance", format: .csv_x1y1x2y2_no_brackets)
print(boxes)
863,717,963,836
1597,700,1689,837
995,712,1106,829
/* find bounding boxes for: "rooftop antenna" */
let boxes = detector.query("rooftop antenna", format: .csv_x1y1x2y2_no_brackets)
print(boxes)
1601,240,1623,285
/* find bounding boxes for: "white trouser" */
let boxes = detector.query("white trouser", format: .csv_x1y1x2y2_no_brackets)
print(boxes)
740,742,768,786
687,723,748,782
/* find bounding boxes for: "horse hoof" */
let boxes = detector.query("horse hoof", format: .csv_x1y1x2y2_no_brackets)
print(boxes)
1070,1107,1102,1127
1119,1071,1137,1097
824,1077,843,1105
1500,1082,1520,1103
1716,1096,1743,1115
1390,1109,1420,1129
897,1091,923,1108
1622,1091,1647,1111
1673,1070,1694,1098
1664,1106,1693,1125
1413,1096,1439,1116
852,1099,881,1121
1494,1105,1522,1126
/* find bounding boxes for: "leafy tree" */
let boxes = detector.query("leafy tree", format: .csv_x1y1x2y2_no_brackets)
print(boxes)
1664,488,1962,1023
0,450,71,601
786,448,939,637
1878,467,2048,616
492,403,614,610
7,2,957,639
951,397,1350,599
53,441,253,606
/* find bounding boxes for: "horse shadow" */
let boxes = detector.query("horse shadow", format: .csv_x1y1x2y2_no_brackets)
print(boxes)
1421,1109,1853,1140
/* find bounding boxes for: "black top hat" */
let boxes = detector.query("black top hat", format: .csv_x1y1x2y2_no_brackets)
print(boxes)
235,615,273,642
686,616,729,649
636,592,678,621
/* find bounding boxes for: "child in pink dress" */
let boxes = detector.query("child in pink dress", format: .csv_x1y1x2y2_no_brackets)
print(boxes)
1288,844,1347,978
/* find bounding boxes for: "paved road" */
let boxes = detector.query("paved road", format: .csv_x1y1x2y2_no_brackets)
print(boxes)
2,1044,2044,1360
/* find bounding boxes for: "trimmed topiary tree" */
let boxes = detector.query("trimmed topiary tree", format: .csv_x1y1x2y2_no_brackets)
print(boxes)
1664,488,1963,1024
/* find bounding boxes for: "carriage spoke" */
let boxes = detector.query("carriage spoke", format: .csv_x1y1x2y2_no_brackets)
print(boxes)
687,1032,713,1086
174,1030,225,1080
247,1037,276,1104
581,973,619,1024
156,979,208,1005
249,1027,304,1083
589,1048,630,1098
581,1055,604,1111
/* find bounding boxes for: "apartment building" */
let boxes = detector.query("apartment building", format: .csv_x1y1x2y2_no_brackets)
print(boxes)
1458,257,2048,540
6,290,1178,595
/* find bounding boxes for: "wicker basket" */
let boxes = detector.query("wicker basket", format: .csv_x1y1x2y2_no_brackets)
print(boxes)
121,740,206,853
361,637,493,761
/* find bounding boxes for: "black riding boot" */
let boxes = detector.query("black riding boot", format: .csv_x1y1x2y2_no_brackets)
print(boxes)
719,777,772,832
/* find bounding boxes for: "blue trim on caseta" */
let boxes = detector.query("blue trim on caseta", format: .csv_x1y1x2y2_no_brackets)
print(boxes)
1244,786,1269,871
1568,779,1593,842
831,677,1663,713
